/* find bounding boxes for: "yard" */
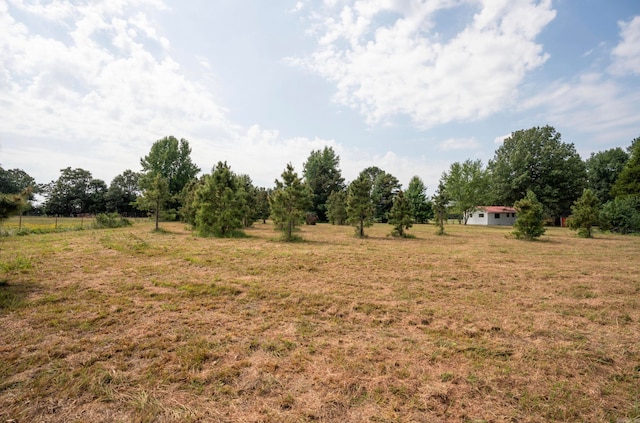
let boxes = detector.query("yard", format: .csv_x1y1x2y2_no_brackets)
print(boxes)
1,219,639,422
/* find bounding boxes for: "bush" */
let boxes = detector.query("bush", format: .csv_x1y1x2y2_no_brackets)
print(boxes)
305,212,318,225
93,213,132,229
599,196,640,234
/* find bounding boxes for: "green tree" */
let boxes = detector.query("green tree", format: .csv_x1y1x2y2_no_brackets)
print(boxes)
347,174,374,237
433,180,448,236
140,136,200,216
513,190,546,240
269,163,311,241
135,174,170,231
194,161,244,237
254,187,271,224
0,193,26,222
105,170,141,215
0,167,37,197
405,176,433,223
488,126,587,219
326,189,348,225
599,196,640,234
567,189,601,238
302,147,345,222
586,147,629,203
358,167,401,222
43,167,102,216
443,159,490,224
611,137,640,198
388,190,413,237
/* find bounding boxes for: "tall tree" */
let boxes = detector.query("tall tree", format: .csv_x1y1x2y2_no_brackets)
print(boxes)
43,167,102,216
254,187,271,224
433,180,448,236
347,173,374,237
269,163,311,241
134,174,170,231
585,147,629,203
0,167,37,197
388,190,413,237
194,162,244,237
488,126,587,219
512,190,546,240
567,189,601,238
105,170,142,215
302,146,345,222
443,159,490,224
611,137,640,198
359,167,401,222
140,136,200,215
326,189,348,225
405,176,433,223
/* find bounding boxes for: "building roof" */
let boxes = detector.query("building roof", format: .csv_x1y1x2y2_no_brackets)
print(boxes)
476,206,516,213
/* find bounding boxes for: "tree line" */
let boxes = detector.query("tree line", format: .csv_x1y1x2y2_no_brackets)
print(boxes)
1,126,639,238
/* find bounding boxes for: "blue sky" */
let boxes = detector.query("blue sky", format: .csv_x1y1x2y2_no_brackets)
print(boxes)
1,0,639,193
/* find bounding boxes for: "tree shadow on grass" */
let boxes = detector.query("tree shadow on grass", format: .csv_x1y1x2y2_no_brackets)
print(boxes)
0,279,38,314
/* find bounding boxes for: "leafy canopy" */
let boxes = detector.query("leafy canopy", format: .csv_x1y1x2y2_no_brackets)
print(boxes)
489,126,586,218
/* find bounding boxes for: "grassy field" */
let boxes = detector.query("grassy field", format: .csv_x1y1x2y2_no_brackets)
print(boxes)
0,219,639,422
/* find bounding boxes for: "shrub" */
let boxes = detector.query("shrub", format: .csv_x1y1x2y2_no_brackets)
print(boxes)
93,213,132,229
599,196,640,234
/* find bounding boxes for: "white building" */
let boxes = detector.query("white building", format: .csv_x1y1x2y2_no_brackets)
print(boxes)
467,206,517,226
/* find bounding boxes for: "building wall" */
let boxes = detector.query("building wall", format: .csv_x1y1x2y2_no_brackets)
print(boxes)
467,210,517,226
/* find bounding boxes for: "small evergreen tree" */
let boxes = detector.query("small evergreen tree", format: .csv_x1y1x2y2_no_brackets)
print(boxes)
254,187,271,224
388,190,413,237
346,174,374,237
269,163,311,241
405,176,433,223
567,189,601,238
326,189,348,225
513,190,546,240
433,180,448,236
194,162,244,237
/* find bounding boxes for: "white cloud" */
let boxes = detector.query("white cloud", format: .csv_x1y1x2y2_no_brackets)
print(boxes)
494,133,510,144
0,0,231,149
609,16,640,76
289,0,556,128
438,137,480,151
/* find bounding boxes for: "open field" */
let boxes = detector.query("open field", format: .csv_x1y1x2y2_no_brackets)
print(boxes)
1,221,639,422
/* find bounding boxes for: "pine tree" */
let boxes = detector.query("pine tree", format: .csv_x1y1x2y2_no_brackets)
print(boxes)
513,190,546,240
194,162,244,237
269,163,311,241
433,180,448,236
326,189,348,225
135,173,170,231
346,174,374,237
567,189,601,238
388,190,413,237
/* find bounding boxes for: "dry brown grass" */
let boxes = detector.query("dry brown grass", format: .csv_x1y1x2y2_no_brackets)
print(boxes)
1,220,639,422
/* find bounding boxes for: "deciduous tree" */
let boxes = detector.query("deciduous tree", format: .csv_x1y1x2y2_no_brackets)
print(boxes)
488,126,586,219
140,136,200,216
586,147,629,203
43,167,105,216
105,170,141,215
443,159,489,224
